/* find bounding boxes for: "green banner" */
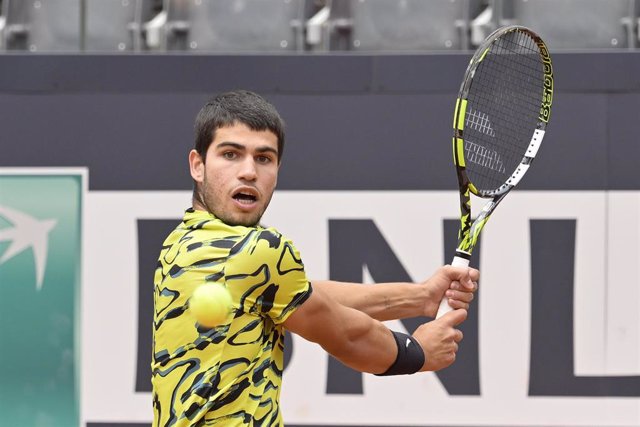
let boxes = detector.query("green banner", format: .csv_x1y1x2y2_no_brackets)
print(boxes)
0,171,83,427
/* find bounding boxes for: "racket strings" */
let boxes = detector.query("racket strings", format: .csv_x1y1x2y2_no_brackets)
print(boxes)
464,30,545,193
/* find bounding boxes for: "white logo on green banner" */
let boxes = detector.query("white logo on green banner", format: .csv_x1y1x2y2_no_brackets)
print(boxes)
0,171,84,427
0,205,57,290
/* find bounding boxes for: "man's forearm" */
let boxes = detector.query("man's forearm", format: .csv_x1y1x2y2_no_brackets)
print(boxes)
311,280,429,321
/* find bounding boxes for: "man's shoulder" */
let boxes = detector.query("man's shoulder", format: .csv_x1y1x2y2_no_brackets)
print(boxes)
226,224,304,270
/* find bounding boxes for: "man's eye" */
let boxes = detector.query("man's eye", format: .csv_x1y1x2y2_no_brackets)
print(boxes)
223,152,237,160
256,155,272,164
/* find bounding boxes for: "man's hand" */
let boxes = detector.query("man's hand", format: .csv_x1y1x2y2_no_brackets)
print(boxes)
421,265,479,317
413,309,467,371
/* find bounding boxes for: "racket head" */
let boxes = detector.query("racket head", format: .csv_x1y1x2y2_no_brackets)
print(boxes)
452,25,554,198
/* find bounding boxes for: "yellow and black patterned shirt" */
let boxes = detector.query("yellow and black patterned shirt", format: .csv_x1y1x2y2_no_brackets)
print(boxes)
152,208,312,427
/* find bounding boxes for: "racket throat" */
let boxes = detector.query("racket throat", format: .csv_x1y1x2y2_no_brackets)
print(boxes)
454,250,471,261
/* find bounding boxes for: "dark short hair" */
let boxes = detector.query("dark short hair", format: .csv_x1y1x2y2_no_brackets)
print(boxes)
194,90,285,162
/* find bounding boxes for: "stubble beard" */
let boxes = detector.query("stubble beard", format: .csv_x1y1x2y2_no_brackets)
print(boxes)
197,181,272,228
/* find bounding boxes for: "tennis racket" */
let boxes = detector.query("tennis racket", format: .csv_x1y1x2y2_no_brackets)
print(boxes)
436,25,554,318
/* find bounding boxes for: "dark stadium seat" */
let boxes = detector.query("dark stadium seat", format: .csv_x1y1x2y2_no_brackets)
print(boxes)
3,0,80,51
85,0,139,52
164,0,306,52
324,0,484,52
498,0,638,50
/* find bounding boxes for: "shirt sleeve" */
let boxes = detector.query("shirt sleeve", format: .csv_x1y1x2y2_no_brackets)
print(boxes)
224,227,312,324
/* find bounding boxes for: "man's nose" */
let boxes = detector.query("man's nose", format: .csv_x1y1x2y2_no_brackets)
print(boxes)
238,157,257,181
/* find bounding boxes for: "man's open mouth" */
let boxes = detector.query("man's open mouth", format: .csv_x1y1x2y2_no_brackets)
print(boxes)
233,190,258,205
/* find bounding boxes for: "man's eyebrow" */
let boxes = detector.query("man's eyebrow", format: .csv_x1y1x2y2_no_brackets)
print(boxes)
216,141,278,156
215,141,245,151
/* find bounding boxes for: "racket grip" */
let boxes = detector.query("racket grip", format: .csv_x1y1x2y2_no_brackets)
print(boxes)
435,255,471,319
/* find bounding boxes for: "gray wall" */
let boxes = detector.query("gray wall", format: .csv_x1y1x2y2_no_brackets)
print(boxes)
1,52,639,191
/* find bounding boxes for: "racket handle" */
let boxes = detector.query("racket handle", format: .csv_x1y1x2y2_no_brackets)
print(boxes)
435,255,471,319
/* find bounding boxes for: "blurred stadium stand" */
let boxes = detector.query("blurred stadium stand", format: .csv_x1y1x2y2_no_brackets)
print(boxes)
0,0,638,53
3,0,80,51
321,0,485,51
164,0,306,52
85,0,162,51
494,0,638,49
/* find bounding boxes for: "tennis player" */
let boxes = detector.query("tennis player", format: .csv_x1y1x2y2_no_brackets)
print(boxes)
151,90,479,427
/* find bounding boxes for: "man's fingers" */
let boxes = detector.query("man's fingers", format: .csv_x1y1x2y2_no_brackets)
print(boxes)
463,267,480,284
440,308,468,326
446,266,479,290
446,289,474,302
461,275,477,290
449,300,470,310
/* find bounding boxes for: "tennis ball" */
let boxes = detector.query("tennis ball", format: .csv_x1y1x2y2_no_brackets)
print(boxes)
189,284,233,328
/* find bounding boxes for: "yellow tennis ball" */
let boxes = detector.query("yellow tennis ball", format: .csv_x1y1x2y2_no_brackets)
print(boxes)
189,284,233,328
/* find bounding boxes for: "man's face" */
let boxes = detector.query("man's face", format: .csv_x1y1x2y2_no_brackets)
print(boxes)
189,122,279,227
